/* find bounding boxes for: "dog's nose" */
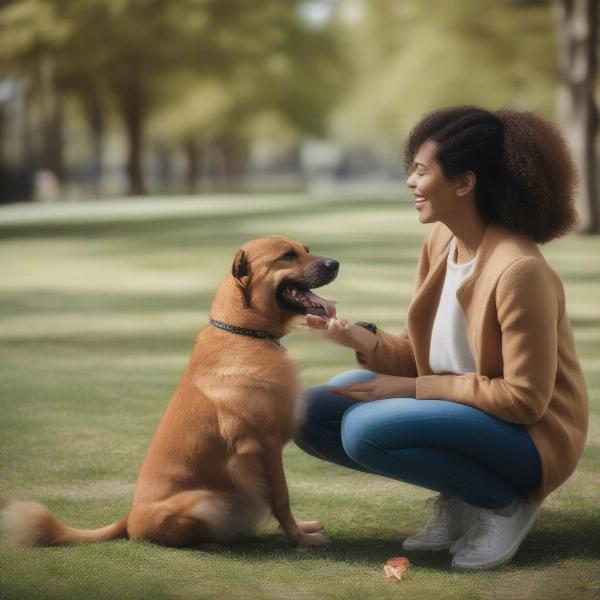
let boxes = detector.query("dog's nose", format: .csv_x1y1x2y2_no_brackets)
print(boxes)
322,259,339,272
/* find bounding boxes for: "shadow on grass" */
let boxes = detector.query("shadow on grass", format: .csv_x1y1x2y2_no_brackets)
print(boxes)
0,288,216,318
512,508,600,567
189,533,453,570
188,506,600,572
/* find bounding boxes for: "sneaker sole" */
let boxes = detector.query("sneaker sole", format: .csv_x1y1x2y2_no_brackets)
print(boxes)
448,536,467,556
450,508,540,570
402,539,453,551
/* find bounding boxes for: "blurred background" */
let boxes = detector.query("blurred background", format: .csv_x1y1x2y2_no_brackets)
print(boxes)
0,0,598,233
2,4,600,596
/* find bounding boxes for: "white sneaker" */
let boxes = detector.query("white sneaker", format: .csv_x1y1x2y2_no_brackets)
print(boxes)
451,498,540,570
448,503,479,555
402,495,466,551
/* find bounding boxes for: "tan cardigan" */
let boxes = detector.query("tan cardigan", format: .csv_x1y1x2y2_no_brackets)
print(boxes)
358,222,588,504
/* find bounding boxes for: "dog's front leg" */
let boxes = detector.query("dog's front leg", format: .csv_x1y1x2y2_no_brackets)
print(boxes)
260,440,328,548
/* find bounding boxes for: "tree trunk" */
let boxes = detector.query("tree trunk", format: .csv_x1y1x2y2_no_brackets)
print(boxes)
220,135,247,186
80,86,105,196
183,138,200,192
111,62,146,195
39,56,65,182
155,144,173,192
0,104,5,167
21,80,35,170
122,90,145,196
555,0,600,234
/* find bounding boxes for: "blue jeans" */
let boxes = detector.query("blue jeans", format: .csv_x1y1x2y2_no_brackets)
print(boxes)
294,370,542,509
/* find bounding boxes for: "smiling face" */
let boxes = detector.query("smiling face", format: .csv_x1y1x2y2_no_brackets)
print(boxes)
406,140,463,225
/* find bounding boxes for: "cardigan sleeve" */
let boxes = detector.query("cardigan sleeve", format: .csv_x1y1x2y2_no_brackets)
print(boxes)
416,256,562,425
355,231,434,377
356,324,418,376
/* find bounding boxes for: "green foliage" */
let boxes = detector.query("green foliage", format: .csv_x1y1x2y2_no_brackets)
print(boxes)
334,0,557,146
0,0,573,191
0,0,69,62
151,1,347,149
0,0,347,150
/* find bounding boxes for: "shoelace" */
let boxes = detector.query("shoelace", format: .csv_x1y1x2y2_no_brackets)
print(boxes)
464,508,503,552
422,495,453,538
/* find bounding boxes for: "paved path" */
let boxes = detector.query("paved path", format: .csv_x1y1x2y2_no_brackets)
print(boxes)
0,184,407,226
0,194,315,225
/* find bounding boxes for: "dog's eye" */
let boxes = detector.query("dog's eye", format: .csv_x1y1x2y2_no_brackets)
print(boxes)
280,250,298,261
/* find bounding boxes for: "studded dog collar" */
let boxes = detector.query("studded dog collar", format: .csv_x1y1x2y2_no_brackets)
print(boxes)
209,318,285,350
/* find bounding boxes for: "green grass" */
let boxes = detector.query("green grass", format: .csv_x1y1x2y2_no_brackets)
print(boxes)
1,194,599,600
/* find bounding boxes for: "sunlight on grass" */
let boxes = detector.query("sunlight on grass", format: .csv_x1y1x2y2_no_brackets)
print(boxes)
1,194,599,600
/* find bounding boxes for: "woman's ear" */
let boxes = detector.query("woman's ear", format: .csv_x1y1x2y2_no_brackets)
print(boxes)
456,171,476,197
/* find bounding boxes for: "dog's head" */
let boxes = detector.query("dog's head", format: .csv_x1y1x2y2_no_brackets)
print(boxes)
230,236,338,321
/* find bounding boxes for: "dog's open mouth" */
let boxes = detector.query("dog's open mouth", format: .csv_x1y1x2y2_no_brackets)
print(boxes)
278,284,337,318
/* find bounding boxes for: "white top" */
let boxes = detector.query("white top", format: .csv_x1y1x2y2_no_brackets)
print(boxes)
429,236,478,374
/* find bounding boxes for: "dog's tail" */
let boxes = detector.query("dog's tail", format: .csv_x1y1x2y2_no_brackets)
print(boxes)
1,501,129,546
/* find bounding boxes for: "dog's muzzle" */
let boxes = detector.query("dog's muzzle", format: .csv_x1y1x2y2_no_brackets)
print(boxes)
276,258,339,318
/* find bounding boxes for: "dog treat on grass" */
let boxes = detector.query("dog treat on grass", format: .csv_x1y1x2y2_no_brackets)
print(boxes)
383,557,411,581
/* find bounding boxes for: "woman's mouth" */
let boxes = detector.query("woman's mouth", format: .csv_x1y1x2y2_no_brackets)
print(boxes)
415,196,427,209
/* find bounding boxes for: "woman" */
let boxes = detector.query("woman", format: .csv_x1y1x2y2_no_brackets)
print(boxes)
294,106,588,570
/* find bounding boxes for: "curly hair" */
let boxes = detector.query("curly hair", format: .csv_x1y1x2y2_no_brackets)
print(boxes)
404,106,579,243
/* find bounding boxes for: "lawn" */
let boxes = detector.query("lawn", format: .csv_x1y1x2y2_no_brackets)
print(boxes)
0,194,599,600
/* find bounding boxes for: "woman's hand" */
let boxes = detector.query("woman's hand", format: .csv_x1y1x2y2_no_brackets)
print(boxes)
328,374,416,402
306,315,377,354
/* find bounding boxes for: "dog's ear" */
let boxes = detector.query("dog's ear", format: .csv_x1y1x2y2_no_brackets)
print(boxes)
232,249,250,286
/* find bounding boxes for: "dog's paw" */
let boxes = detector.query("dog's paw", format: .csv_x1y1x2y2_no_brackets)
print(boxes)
295,531,330,549
297,520,325,534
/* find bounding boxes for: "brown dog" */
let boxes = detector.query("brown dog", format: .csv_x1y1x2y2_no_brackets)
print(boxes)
3,235,339,549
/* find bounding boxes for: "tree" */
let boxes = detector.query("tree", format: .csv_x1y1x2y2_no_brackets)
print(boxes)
1,0,347,195
335,0,600,234
97,0,345,194
0,0,71,181
150,1,346,190
555,0,600,233
333,0,557,146
57,0,216,195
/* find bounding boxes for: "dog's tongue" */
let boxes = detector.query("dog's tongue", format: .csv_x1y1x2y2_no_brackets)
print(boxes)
305,289,337,318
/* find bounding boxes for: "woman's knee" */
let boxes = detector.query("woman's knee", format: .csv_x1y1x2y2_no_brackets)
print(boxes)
302,385,332,423
292,429,320,459
326,369,376,387
302,382,362,425
296,385,340,442
340,399,421,465
297,377,374,457
340,403,379,465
